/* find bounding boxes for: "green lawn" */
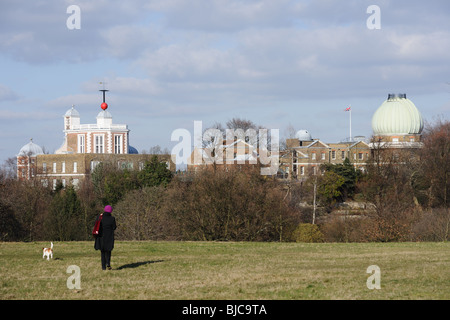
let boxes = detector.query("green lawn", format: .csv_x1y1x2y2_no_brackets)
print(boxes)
0,241,448,300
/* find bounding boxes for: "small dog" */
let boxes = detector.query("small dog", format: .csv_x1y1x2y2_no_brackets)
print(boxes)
42,242,53,261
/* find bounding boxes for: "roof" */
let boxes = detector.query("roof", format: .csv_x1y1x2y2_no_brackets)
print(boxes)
65,105,80,117
18,139,44,157
372,95,424,135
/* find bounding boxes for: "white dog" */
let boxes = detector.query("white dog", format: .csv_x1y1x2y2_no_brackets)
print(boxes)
42,242,53,261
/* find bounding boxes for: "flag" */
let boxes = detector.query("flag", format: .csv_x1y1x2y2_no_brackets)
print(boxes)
345,106,351,111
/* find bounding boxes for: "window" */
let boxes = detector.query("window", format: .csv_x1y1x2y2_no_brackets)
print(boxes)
114,135,123,154
73,179,79,187
119,161,133,170
410,137,415,142
53,162,57,173
53,179,57,190
300,166,305,175
62,161,66,173
392,137,399,142
321,153,325,160
358,153,363,160
62,179,66,187
331,150,336,160
353,153,356,160
95,135,104,153
312,152,316,160
73,162,78,173
91,161,101,172
342,151,346,160
78,135,85,153
43,163,47,173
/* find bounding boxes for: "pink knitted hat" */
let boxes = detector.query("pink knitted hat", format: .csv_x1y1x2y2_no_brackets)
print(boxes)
104,205,113,213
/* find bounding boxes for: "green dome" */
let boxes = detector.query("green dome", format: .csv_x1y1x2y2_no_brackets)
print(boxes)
372,94,424,135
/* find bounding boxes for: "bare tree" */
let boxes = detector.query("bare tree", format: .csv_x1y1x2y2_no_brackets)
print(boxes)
417,117,450,209
358,138,417,241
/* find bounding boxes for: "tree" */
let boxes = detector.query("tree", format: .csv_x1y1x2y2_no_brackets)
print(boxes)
91,162,140,206
1,180,51,241
357,141,416,241
114,186,172,240
77,176,102,240
138,155,173,188
46,186,83,241
164,167,295,241
412,208,450,241
0,157,17,182
291,223,324,243
0,200,23,241
146,145,170,155
416,118,450,209
317,171,346,208
321,158,360,200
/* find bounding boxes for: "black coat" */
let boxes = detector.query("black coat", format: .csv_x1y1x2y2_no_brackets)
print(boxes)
94,212,117,251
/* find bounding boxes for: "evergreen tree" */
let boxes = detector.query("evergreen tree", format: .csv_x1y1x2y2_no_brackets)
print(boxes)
138,155,173,188
46,186,83,240
321,158,360,199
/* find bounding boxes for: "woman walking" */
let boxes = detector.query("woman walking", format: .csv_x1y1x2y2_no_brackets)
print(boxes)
94,205,117,270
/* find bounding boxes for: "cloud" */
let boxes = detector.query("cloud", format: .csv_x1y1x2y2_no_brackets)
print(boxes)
1,0,450,162
0,109,58,120
0,0,150,63
0,84,19,101
148,0,300,32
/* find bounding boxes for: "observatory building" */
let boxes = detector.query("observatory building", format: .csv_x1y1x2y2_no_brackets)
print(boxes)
370,93,424,148
280,93,424,179
17,90,174,187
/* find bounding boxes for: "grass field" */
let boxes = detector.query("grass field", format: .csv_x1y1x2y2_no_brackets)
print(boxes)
0,241,448,300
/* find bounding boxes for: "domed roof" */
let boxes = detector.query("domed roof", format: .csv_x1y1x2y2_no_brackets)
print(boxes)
96,110,112,119
65,105,80,117
372,94,424,135
18,139,44,157
128,145,139,154
295,129,313,141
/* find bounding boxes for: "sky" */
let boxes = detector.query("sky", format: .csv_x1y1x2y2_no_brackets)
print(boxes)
1,0,449,164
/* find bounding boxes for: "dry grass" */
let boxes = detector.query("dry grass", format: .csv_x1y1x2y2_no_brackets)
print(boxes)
0,241,448,300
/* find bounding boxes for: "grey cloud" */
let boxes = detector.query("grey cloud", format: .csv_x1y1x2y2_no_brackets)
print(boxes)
149,0,299,32
0,0,150,63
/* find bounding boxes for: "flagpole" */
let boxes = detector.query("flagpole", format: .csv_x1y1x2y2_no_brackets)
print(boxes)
349,107,352,142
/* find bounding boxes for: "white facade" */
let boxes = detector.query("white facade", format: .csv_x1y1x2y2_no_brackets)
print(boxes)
56,105,130,155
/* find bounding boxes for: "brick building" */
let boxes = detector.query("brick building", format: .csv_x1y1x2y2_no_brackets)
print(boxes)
279,132,370,180
17,92,175,187
280,93,424,180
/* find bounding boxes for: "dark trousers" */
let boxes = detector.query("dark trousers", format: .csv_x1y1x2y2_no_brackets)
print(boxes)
101,250,112,269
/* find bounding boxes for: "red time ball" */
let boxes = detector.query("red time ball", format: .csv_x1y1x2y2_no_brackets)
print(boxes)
101,102,108,110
